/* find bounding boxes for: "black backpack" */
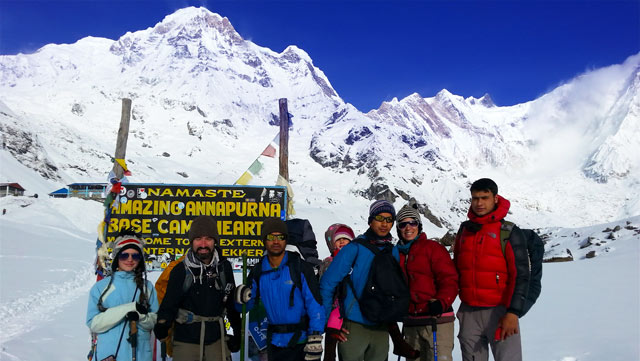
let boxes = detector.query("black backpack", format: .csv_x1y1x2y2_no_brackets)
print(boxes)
346,239,409,323
499,222,544,317
285,218,321,267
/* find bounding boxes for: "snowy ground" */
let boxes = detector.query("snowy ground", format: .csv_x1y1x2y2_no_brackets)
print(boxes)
0,195,638,361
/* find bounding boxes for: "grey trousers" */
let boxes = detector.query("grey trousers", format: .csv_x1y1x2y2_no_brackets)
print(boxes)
456,303,522,361
404,321,455,361
173,339,230,361
337,320,389,361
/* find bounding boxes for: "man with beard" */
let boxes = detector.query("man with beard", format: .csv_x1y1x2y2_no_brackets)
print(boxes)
154,216,241,361
235,218,325,361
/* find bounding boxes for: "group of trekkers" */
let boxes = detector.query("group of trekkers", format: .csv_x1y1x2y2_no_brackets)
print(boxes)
86,177,535,361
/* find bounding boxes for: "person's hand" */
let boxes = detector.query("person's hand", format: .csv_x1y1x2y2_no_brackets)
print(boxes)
154,321,170,341
126,311,139,321
226,334,241,353
136,302,148,314
427,300,443,316
234,284,252,304
326,327,349,343
304,334,323,361
496,312,519,340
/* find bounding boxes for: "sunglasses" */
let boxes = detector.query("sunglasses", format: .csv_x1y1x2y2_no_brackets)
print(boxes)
373,214,394,223
398,220,419,229
118,252,142,261
265,234,287,242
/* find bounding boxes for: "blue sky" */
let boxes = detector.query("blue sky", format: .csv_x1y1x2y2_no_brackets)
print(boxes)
1,0,638,111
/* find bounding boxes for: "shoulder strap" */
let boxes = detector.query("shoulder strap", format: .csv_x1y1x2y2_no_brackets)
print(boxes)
500,220,515,255
287,252,302,307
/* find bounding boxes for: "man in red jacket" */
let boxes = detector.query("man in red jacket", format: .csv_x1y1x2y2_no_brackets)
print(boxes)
454,178,530,361
393,203,459,361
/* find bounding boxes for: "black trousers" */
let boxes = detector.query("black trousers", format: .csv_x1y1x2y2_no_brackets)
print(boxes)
268,343,305,361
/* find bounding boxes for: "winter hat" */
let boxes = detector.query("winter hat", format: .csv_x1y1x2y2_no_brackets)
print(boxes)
188,215,219,242
262,218,288,241
396,203,423,235
368,200,396,224
324,223,355,253
111,233,145,271
111,234,145,259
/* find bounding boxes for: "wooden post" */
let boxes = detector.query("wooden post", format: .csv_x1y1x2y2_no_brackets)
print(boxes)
111,98,132,179
278,98,289,182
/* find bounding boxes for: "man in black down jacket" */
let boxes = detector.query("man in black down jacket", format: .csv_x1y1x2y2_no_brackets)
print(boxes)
154,215,241,361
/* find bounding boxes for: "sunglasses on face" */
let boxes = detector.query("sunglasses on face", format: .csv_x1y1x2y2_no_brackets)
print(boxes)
373,215,394,223
118,252,142,261
265,234,287,242
398,220,419,229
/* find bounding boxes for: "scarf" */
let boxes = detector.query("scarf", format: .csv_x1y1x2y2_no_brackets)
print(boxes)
184,248,220,286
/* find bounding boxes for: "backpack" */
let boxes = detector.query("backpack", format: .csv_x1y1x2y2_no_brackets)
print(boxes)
285,218,321,267
346,239,410,323
499,221,544,317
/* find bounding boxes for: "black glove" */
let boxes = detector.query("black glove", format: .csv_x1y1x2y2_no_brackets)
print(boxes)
234,284,252,304
227,334,241,353
154,322,170,341
126,311,139,321
427,300,443,316
136,302,148,314
304,333,323,361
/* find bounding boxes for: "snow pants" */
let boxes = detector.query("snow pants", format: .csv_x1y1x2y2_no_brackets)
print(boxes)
404,321,455,361
337,320,389,361
456,303,522,361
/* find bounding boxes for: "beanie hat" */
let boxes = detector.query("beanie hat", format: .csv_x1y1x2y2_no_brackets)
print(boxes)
368,200,396,224
324,223,355,253
262,218,288,241
188,215,219,242
396,203,423,236
111,234,145,271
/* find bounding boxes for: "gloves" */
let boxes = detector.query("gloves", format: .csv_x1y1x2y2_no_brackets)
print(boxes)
136,302,148,315
427,300,443,316
234,284,252,304
126,311,139,321
226,334,241,353
154,321,170,341
304,333,323,361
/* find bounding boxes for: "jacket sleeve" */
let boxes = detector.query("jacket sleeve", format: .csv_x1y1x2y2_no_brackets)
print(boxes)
301,268,326,333
138,281,160,331
430,242,459,310
319,243,358,324
86,282,136,333
506,225,531,317
156,263,187,325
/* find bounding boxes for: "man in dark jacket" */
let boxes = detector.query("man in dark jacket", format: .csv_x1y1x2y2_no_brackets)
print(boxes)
154,215,241,361
320,200,410,361
393,203,459,361
235,218,325,361
453,178,530,361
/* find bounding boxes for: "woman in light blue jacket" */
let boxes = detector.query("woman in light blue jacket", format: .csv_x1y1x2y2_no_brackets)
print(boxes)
87,232,159,361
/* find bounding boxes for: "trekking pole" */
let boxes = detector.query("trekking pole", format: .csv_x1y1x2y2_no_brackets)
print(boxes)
240,252,247,361
430,318,438,361
160,341,167,361
129,320,138,361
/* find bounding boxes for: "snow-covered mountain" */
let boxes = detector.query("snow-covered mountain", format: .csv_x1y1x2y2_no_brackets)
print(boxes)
1,6,639,233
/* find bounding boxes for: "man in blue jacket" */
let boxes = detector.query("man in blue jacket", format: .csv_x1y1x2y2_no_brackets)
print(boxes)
319,200,397,361
236,218,325,361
